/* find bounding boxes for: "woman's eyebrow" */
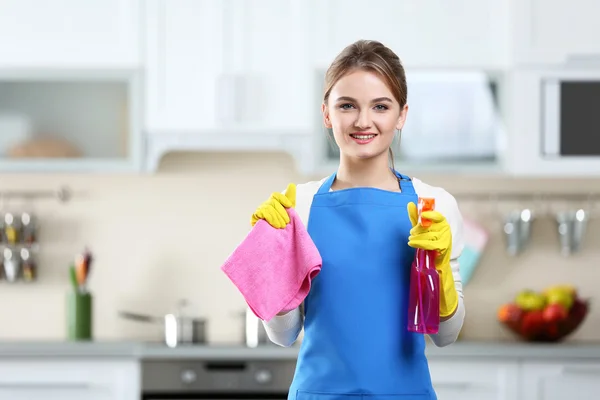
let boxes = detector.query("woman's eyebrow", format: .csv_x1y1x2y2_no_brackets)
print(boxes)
335,96,393,103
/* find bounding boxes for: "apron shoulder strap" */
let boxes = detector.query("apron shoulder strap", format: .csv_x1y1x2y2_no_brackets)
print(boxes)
393,171,416,195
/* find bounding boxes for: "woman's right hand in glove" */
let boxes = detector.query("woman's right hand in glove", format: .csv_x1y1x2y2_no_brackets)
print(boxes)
250,183,296,229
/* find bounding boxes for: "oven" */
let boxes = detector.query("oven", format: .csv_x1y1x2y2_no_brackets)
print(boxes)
141,358,296,400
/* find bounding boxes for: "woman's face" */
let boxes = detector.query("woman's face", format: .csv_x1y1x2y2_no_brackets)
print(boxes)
323,69,408,161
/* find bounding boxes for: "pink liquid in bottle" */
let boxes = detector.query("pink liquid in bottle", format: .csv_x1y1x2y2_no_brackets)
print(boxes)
407,198,440,334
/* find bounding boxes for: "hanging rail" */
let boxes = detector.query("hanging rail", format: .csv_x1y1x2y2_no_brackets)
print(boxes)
453,192,600,202
0,186,71,203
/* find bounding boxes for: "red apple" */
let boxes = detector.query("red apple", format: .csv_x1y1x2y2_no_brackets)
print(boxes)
521,310,545,338
543,303,568,323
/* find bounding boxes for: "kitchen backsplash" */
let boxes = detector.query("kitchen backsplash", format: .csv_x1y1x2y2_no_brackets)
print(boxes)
0,151,598,343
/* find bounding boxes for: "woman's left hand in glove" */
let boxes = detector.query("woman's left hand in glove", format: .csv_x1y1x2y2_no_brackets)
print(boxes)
407,202,458,318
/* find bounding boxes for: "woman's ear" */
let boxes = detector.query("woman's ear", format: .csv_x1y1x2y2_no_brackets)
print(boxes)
322,103,332,129
396,104,409,131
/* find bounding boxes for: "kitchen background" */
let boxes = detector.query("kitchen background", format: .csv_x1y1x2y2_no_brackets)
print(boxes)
0,152,599,344
0,0,599,347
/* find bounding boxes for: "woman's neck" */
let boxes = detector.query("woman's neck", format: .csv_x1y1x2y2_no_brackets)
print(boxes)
332,152,400,192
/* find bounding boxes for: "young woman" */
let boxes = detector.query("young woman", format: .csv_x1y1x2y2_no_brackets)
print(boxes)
250,40,465,400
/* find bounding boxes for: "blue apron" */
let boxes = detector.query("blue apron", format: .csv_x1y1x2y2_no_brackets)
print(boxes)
288,171,436,400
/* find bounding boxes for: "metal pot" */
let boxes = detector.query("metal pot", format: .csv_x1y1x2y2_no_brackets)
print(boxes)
119,301,207,347
234,308,271,347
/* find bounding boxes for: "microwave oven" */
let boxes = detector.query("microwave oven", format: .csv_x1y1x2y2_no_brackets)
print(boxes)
507,68,600,176
542,74,600,158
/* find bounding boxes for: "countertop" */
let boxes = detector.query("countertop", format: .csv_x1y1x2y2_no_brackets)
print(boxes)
1,340,600,360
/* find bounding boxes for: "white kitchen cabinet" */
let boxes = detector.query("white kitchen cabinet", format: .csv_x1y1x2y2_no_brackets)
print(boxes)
310,0,510,69
143,0,223,134
428,360,519,400
512,0,600,66
0,358,139,400
0,0,140,70
143,0,314,172
520,361,600,400
0,71,143,173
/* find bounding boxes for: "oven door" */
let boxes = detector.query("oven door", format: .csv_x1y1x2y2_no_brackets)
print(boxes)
141,359,295,400
145,398,287,400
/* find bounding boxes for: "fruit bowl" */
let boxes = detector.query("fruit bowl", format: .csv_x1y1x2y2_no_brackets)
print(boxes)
497,285,590,343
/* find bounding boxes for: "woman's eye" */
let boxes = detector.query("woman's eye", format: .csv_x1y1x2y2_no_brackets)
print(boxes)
339,103,355,110
374,104,388,111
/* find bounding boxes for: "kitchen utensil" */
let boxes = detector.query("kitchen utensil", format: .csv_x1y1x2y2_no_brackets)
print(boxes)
20,248,35,282
69,265,78,290
245,307,269,347
571,209,588,253
556,211,572,256
232,308,271,347
67,291,92,341
518,208,534,247
503,211,522,256
119,301,207,347
555,209,589,256
73,247,93,292
503,209,534,256
3,248,19,283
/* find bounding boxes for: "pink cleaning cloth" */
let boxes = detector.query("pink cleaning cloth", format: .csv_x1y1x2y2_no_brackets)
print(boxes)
221,208,322,321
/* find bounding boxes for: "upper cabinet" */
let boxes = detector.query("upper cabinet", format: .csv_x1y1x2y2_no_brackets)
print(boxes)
0,1,143,173
143,0,314,172
0,0,141,70
311,0,510,69
512,0,600,66
0,72,143,173
3,0,600,176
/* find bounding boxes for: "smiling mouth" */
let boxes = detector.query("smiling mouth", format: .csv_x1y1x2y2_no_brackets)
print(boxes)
349,133,377,140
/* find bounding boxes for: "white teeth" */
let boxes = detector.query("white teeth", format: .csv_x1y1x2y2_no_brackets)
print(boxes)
351,134,376,139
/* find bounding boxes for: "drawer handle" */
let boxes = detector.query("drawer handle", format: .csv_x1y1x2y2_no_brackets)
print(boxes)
0,383,96,390
433,382,472,390
566,54,600,64
561,366,600,376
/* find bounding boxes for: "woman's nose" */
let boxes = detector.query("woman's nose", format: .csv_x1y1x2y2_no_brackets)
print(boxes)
355,110,372,130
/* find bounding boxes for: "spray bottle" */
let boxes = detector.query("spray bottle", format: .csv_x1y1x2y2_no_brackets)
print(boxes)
407,197,440,334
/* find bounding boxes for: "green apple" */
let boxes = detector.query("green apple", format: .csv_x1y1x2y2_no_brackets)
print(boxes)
546,290,574,310
515,290,546,311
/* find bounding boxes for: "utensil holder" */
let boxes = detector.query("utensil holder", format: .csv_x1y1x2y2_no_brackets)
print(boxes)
67,291,93,341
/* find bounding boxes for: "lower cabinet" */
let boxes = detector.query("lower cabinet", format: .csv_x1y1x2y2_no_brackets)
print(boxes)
429,360,519,400
519,361,600,400
0,358,139,400
0,353,598,400
428,358,600,400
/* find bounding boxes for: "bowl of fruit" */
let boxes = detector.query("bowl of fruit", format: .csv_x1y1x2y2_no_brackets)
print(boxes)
497,285,590,342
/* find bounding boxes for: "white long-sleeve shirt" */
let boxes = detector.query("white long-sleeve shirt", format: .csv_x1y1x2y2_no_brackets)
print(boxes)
262,176,466,348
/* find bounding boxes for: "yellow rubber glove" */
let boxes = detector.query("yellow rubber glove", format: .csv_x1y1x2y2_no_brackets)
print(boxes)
250,183,296,229
407,202,458,318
